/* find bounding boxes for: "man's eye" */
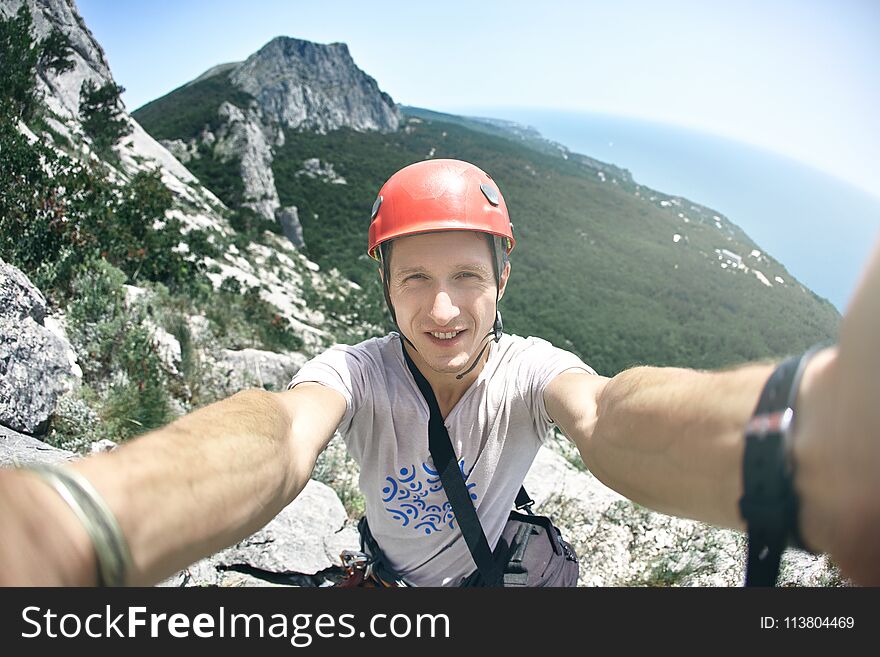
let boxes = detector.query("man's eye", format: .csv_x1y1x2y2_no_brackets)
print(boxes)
405,274,425,281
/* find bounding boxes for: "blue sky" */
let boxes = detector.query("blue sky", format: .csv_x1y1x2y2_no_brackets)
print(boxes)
77,0,879,198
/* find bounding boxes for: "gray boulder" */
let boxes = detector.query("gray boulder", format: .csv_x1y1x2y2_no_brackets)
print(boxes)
207,347,308,397
0,259,78,435
276,205,304,249
212,479,357,574
0,423,76,467
161,479,359,587
0,257,48,324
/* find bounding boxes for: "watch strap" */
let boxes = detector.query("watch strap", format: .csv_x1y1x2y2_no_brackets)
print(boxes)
740,349,815,587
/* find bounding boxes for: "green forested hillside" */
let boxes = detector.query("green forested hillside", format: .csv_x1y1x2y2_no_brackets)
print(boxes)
132,73,254,141
135,97,840,375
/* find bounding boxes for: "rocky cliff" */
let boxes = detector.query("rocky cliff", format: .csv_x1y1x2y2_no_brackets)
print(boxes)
231,37,400,134
0,0,385,586
136,35,400,232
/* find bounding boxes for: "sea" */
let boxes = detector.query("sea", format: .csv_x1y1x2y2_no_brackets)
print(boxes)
451,108,880,313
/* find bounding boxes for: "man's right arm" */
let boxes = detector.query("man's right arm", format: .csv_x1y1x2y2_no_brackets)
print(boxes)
0,382,346,586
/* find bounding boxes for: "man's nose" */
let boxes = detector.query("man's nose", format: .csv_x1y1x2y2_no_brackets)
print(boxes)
428,289,460,326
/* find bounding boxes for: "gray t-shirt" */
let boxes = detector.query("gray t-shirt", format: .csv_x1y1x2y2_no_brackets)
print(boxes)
288,332,595,586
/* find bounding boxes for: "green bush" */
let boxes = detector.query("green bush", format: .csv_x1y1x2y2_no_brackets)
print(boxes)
229,206,283,245
162,310,201,405
97,321,174,442
37,26,74,77
0,114,208,297
185,145,246,209
65,259,128,379
205,283,304,353
131,73,254,141
104,169,201,289
44,389,100,455
65,260,174,442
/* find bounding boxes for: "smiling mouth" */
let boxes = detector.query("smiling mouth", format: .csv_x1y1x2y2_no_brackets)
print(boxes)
425,329,466,344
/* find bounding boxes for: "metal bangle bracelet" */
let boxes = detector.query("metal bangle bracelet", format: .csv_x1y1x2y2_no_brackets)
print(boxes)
22,463,132,587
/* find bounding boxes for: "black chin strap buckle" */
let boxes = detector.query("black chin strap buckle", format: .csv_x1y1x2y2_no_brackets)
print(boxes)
492,311,503,342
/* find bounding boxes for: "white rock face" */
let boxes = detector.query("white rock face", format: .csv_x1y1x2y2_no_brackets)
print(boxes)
120,120,226,213
214,101,281,221
296,157,347,184
150,324,182,374
43,314,83,379
754,270,773,288
230,37,400,134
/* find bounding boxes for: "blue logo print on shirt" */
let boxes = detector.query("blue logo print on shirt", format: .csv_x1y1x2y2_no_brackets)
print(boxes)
381,461,478,535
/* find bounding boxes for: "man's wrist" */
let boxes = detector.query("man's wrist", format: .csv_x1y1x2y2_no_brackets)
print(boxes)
0,467,97,585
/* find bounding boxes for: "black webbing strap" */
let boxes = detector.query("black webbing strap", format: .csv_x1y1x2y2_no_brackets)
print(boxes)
740,350,815,586
401,341,505,586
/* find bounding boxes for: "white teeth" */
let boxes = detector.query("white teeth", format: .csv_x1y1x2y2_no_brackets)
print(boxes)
430,331,460,340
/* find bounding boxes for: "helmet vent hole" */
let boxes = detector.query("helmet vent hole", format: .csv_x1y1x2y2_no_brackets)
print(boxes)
371,195,383,220
480,183,500,206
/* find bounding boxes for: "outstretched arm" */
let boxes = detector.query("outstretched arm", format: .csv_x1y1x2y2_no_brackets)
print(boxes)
546,362,782,529
0,382,345,586
547,237,880,585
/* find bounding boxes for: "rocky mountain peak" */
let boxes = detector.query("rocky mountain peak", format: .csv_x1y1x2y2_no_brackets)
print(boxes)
229,36,400,134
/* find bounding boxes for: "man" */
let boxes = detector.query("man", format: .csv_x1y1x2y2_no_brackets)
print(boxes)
0,159,877,586
286,159,603,585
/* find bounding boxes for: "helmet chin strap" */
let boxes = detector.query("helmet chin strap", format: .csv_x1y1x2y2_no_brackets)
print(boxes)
453,310,502,380
396,309,502,382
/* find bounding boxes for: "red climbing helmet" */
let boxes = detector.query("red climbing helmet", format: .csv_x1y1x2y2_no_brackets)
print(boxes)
368,159,515,260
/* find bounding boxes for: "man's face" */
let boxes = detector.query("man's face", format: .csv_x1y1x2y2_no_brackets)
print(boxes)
385,231,509,376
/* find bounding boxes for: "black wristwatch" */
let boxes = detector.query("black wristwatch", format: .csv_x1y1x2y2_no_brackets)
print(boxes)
739,348,819,587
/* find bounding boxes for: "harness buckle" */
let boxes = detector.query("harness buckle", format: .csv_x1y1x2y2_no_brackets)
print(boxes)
341,550,372,572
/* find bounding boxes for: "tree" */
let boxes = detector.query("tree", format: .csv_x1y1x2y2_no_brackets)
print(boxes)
0,5,41,120
38,27,74,76
79,79,132,155
0,6,73,121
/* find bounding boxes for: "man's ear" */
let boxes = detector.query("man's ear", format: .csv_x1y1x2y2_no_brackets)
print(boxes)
498,261,511,301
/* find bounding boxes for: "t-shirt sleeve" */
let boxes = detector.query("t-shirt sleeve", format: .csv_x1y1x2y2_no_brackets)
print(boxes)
519,337,597,445
287,344,365,433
